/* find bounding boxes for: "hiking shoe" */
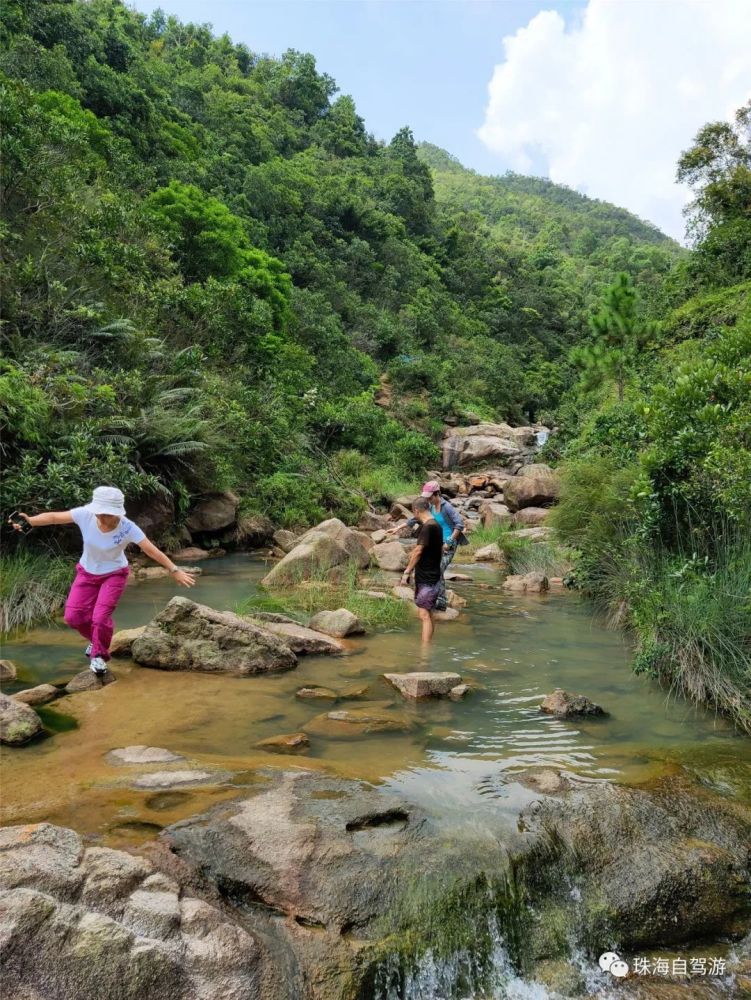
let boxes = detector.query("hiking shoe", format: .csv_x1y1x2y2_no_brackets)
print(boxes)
90,656,107,675
84,643,93,658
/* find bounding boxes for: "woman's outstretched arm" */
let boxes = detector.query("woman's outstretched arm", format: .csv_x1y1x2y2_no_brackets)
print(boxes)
9,511,74,529
137,538,196,588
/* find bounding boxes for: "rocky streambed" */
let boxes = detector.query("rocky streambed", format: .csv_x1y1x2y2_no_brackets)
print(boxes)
2,767,750,999
2,522,751,997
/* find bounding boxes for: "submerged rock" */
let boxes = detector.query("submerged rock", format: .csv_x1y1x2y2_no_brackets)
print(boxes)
384,672,462,700
0,692,43,745
540,688,606,717
131,597,297,675
307,608,365,637
296,686,339,701
304,705,416,739
12,684,59,707
254,732,309,754
106,746,185,766
133,770,228,790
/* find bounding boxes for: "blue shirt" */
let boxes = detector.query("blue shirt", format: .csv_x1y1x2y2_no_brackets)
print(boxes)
432,507,452,543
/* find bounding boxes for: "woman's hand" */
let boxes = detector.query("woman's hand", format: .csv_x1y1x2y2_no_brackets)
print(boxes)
173,569,196,588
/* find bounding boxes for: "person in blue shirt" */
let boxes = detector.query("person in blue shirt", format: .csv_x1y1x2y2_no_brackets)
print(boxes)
389,480,467,611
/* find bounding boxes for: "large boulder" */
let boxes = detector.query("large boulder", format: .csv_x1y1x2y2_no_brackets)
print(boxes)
307,609,365,637
131,597,297,675
296,519,370,568
0,822,267,1000
442,424,523,469
512,507,549,526
262,519,370,588
518,463,554,478
371,541,408,572
126,489,176,543
357,511,391,532
479,500,512,528
503,473,560,512
185,491,239,534
0,692,43,745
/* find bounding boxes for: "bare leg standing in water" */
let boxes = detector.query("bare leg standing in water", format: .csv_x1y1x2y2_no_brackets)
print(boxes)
400,498,443,644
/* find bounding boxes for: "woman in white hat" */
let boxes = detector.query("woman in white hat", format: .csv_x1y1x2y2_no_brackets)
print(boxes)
10,487,195,675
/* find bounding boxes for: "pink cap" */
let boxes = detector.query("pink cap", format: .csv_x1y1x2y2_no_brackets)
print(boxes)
421,480,440,497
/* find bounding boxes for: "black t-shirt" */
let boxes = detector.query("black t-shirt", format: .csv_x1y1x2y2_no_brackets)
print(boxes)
414,519,443,586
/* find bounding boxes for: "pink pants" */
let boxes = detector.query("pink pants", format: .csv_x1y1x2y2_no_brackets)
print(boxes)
63,563,130,661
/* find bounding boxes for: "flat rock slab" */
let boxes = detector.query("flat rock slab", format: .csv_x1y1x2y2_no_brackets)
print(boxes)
0,691,43,745
258,620,345,656
444,572,472,581
296,686,338,701
65,669,116,694
106,746,185,766
255,732,309,754
384,672,462,700
304,705,415,739
540,688,606,718
13,684,59,707
132,769,229,789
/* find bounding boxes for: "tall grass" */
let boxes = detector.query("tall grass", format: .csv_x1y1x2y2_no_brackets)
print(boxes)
625,535,751,732
0,552,72,633
237,562,411,631
464,523,572,577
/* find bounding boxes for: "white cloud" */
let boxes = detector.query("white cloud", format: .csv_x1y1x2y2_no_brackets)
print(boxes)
477,0,751,241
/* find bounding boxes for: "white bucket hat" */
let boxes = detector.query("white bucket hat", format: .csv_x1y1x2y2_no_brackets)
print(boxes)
87,486,126,517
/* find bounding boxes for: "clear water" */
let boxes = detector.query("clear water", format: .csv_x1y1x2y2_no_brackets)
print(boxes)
2,553,750,850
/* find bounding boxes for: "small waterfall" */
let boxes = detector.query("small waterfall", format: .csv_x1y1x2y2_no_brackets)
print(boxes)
371,910,551,999
534,428,550,448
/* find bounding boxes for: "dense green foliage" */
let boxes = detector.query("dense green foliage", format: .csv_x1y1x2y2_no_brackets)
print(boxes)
1,0,675,542
549,100,751,728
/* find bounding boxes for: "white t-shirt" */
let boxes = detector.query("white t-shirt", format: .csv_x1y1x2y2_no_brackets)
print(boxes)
70,507,146,575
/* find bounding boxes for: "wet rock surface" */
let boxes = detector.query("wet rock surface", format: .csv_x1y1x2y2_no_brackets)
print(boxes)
0,692,43,745
384,671,463,700
1,769,751,1000
540,688,606,717
131,597,297,675
65,668,117,693
106,746,185,766
13,683,59,707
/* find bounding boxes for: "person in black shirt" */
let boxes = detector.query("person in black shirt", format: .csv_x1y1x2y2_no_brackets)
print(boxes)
400,497,443,642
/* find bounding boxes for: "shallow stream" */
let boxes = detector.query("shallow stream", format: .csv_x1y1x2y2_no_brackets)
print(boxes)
3,553,750,849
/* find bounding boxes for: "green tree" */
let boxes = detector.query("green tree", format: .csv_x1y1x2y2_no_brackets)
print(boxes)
572,273,657,401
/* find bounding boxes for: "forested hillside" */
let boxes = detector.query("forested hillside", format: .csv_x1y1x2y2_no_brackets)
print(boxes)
1,0,675,534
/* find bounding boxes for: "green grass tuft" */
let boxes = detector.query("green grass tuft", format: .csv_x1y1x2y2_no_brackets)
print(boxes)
0,552,72,633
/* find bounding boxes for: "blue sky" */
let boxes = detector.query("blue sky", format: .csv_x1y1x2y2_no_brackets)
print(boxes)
130,0,579,175
129,1,751,240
